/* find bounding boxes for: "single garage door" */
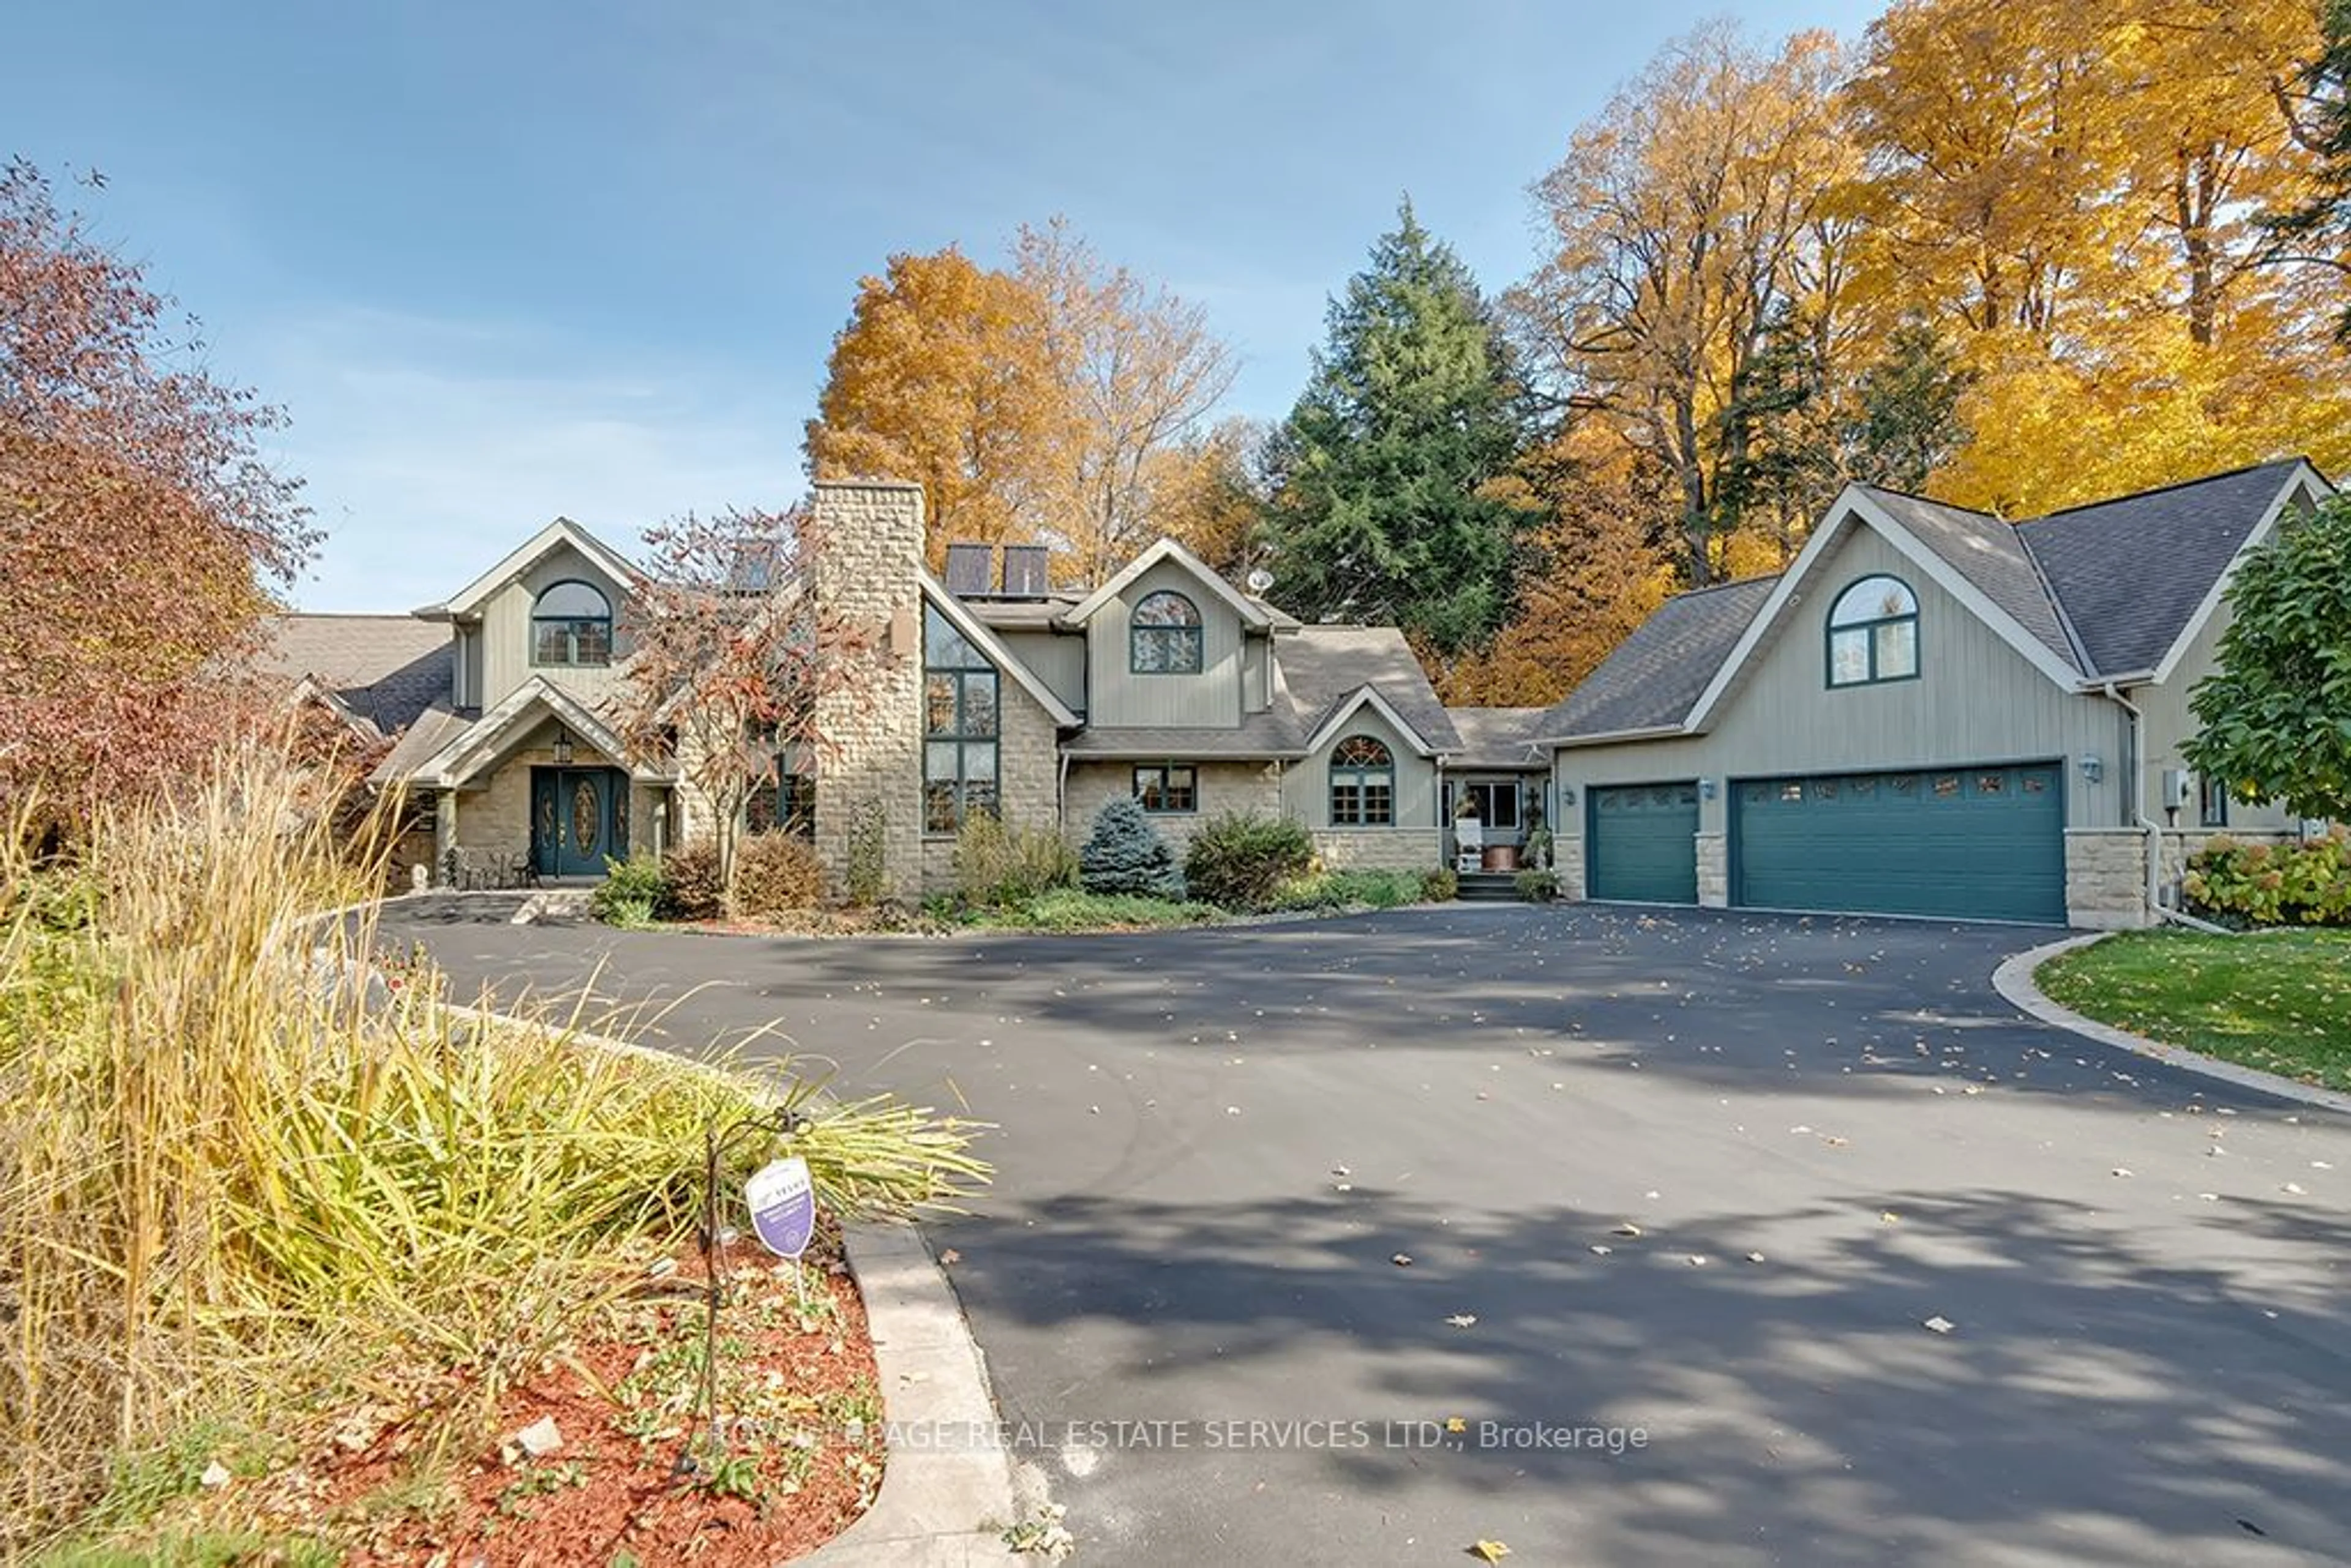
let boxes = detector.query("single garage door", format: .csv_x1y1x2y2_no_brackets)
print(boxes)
1588,782,1700,904
1733,762,2064,924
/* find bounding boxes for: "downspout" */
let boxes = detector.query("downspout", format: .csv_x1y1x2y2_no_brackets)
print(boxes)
1057,749,1070,835
2100,681,2162,924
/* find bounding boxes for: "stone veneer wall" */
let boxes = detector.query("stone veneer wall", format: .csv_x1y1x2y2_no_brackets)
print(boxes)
1312,827,1442,871
1553,833,1588,900
919,678,1066,896
1695,831,1728,909
1062,760,1283,853
810,481,926,903
2068,825,2307,929
443,743,668,876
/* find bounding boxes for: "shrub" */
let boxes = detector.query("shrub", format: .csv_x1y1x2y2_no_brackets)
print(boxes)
592,855,667,927
1422,866,1459,902
846,801,888,907
2181,828,2351,926
1270,869,1423,912
953,814,1079,909
1515,868,1561,902
1183,811,1313,911
658,844,724,921
1079,798,1184,899
978,888,1217,932
733,832,825,917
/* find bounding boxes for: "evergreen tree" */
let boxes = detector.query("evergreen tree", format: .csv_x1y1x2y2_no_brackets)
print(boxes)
2265,0,2351,344
1843,320,1974,493
1079,798,1183,899
1715,302,1841,569
1260,201,1535,655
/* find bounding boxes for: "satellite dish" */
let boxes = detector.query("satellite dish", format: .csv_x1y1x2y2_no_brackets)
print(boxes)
1245,567,1275,595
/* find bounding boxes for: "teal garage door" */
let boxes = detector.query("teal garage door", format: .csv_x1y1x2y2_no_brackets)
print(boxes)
1733,763,2064,923
1587,782,1700,904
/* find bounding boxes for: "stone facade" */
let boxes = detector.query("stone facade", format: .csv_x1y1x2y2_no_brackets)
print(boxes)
1554,833,1587,901
1311,827,1443,871
1063,760,1283,852
1695,831,1728,909
809,481,927,903
2068,825,2306,929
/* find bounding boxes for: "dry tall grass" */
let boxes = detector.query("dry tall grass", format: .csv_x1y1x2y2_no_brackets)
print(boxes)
0,748,986,1554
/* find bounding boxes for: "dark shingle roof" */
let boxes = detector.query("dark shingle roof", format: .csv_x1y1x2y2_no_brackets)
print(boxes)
2016,459,2308,677
257,615,451,735
1862,489,2085,673
1445,707,1551,770
1062,707,1307,759
1541,577,1777,741
1275,625,1461,751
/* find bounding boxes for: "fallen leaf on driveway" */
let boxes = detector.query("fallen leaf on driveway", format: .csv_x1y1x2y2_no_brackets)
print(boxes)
1392,1253,1414,1267
1922,1315,1955,1335
2111,1168,2132,1178
1745,1252,1766,1264
1588,1244,1613,1256
1446,1314,1478,1329
1469,1540,1512,1563
1880,1211,1901,1225
938,1249,961,1266
1610,1223,1643,1238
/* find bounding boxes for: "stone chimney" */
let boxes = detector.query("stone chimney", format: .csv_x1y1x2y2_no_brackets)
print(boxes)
809,479,925,902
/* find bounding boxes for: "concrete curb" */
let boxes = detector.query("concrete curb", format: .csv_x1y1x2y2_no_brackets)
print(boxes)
801,1223,1022,1566
1992,934,2351,1116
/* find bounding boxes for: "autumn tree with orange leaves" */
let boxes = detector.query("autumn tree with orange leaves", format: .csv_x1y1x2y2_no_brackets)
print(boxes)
0,160,314,831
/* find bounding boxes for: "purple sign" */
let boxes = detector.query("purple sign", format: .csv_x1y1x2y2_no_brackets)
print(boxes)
747,1156,816,1259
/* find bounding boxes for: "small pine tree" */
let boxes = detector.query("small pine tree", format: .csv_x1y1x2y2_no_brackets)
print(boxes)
1079,798,1183,898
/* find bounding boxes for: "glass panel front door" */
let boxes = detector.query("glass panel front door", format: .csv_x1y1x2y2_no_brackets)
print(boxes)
532,768,624,877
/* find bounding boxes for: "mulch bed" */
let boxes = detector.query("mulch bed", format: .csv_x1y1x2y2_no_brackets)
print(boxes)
311,1226,886,1566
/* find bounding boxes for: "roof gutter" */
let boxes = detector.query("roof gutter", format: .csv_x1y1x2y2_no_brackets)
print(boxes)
1542,724,1690,751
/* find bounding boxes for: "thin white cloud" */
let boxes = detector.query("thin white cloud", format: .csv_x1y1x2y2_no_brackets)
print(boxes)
259,306,811,612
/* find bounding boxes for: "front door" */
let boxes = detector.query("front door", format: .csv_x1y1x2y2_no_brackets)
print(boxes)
531,768,624,877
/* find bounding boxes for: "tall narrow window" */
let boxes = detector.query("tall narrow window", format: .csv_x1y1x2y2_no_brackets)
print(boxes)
1329,736,1395,827
923,605,999,833
533,580,613,667
2198,773,2230,828
1130,590,1204,674
1826,576,1918,688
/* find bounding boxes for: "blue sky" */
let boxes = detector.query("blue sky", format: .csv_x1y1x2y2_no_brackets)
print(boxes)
6,1,1883,610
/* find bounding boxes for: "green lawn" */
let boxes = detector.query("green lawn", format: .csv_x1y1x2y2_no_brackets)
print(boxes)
2037,929,2351,1092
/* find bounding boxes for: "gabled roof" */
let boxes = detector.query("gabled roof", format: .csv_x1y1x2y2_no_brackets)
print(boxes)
1865,489,2086,673
2016,459,2320,678
1303,685,1443,757
1541,577,1777,744
1062,538,1273,630
1445,707,1551,770
1274,625,1460,752
921,576,1082,728
440,517,641,618
255,613,451,736
405,676,671,788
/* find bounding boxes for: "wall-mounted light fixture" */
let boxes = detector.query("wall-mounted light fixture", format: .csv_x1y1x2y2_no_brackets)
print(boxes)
552,724,574,767
1559,785,1577,806
1701,778,1719,801
2077,754,2102,785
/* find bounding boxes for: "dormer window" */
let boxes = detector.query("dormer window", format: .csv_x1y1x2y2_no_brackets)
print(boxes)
1130,591,1204,674
1826,576,1918,688
533,580,613,667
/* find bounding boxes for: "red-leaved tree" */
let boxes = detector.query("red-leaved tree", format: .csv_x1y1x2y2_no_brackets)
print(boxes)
0,159,315,831
613,505,872,915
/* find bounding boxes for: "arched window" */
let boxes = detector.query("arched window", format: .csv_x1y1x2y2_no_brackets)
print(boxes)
533,580,613,667
1826,575,1918,688
1329,735,1395,826
1130,590,1204,674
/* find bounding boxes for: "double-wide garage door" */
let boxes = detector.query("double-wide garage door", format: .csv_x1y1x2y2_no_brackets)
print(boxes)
1733,762,2064,924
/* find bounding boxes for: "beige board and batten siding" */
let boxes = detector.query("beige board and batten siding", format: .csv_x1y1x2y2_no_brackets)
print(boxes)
2127,596,2300,835
1283,702,1438,830
1085,558,1243,729
1554,523,2129,847
476,543,633,711
996,629,1088,719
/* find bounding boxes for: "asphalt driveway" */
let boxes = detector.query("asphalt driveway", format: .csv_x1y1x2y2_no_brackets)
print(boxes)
380,899,2351,1566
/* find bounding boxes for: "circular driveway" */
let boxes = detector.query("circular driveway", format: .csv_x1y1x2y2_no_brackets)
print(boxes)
384,900,2351,1566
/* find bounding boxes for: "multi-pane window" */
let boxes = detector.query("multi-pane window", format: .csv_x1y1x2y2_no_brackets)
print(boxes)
1133,763,1197,814
923,605,999,833
1329,735,1395,826
747,769,817,837
1464,781,1520,830
1826,575,1919,688
533,580,613,667
1130,590,1204,674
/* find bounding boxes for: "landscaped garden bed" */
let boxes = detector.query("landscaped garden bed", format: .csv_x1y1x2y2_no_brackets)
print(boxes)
2,757,986,1564
2037,928,2351,1093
